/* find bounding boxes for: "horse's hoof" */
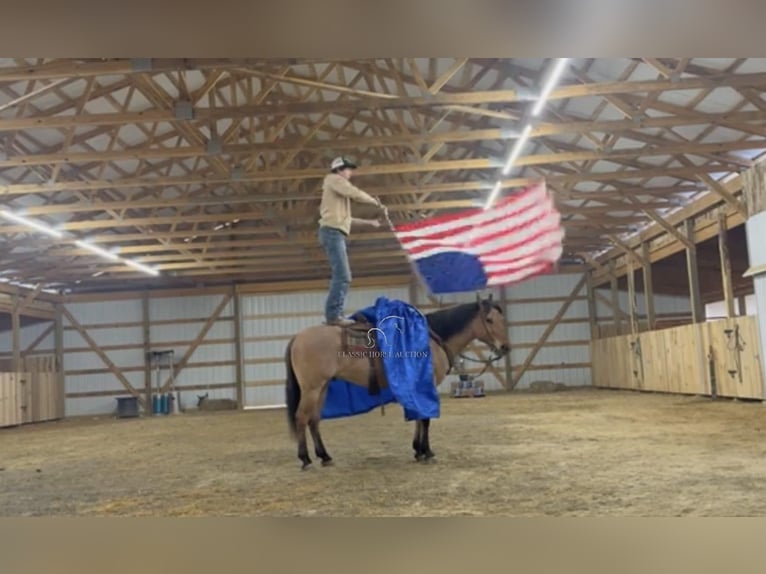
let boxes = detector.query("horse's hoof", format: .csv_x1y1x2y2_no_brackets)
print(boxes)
301,461,313,471
321,459,334,467
423,451,436,461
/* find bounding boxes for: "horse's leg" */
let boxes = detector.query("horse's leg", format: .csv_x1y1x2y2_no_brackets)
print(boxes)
309,384,333,466
412,420,425,461
295,389,320,470
420,418,435,460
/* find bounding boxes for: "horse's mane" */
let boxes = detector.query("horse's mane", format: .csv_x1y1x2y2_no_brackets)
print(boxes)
424,299,502,341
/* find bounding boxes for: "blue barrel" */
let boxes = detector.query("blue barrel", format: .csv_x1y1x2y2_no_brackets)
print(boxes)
152,394,161,414
159,394,167,414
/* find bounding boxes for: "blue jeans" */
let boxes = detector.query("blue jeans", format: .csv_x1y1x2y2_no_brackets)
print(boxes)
318,226,352,322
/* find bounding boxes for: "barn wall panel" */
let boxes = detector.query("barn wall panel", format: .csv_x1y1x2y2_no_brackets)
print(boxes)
53,274,598,415
61,293,236,416
506,273,592,389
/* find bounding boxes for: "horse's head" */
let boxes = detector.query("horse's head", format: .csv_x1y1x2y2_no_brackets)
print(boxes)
472,292,510,357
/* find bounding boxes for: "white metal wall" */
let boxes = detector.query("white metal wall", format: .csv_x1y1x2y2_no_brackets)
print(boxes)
62,293,234,416
54,272,638,415
0,320,55,358
148,294,235,408
63,299,144,416
505,273,592,389
594,289,692,320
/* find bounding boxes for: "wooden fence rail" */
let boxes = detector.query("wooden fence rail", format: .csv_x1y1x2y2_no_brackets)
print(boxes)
591,316,764,399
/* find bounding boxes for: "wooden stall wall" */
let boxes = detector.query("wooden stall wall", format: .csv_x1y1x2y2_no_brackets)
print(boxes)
591,316,764,399
0,355,64,428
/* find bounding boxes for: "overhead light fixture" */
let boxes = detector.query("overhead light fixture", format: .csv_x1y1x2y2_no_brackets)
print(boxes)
483,181,504,211
124,259,160,276
74,239,120,261
501,123,533,176
0,209,63,239
531,58,570,117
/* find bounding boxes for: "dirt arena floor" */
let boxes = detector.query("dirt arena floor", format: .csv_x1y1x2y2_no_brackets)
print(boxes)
2,387,766,516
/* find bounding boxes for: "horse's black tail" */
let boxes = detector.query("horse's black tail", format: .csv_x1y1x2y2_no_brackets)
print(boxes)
284,336,300,440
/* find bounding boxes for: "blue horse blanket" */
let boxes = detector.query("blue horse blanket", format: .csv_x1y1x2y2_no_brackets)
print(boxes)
320,297,440,421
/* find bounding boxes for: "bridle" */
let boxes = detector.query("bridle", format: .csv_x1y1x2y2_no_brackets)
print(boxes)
455,293,509,378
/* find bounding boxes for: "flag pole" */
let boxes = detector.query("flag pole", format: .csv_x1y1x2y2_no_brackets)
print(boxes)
377,197,485,303
376,198,433,301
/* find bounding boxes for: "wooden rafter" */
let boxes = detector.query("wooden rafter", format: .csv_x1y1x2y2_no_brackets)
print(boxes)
0,58,764,292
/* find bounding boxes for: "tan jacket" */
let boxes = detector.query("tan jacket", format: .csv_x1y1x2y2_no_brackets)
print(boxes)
318,173,379,235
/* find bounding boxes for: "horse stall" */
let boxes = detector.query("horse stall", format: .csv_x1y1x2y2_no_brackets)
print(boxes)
591,316,764,399
0,356,65,428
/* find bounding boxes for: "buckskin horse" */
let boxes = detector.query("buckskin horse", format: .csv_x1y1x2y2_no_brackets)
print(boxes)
284,295,511,470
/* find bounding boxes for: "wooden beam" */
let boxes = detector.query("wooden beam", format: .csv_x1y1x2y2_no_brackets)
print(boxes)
142,291,152,414
592,205,745,286
607,234,645,268
698,173,747,217
626,266,638,336
717,213,736,318
61,306,145,407
159,293,232,392
0,163,730,197
609,261,622,333
232,285,244,409
742,160,766,217
628,196,694,249
685,219,704,323
594,171,746,279
499,285,513,389
22,323,54,357
585,272,598,339
510,274,588,389
13,283,44,315
641,243,656,330
54,303,65,418
5,70,766,132
11,294,20,372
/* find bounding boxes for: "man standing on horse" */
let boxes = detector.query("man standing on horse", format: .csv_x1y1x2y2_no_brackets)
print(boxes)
318,156,388,326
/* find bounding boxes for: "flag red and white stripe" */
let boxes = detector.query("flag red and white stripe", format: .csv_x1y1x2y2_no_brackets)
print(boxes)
392,181,563,293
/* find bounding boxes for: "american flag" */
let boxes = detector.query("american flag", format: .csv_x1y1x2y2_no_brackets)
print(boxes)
392,181,563,294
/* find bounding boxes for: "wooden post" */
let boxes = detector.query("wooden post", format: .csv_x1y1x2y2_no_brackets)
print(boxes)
685,219,704,323
626,264,638,336
499,285,513,390
232,285,244,409
609,260,622,334
142,291,152,414
54,303,65,418
741,159,766,397
511,274,588,389
408,274,418,305
641,243,656,331
585,271,598,339
738,294,747,316
11,294,21,372
718,213,736,319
